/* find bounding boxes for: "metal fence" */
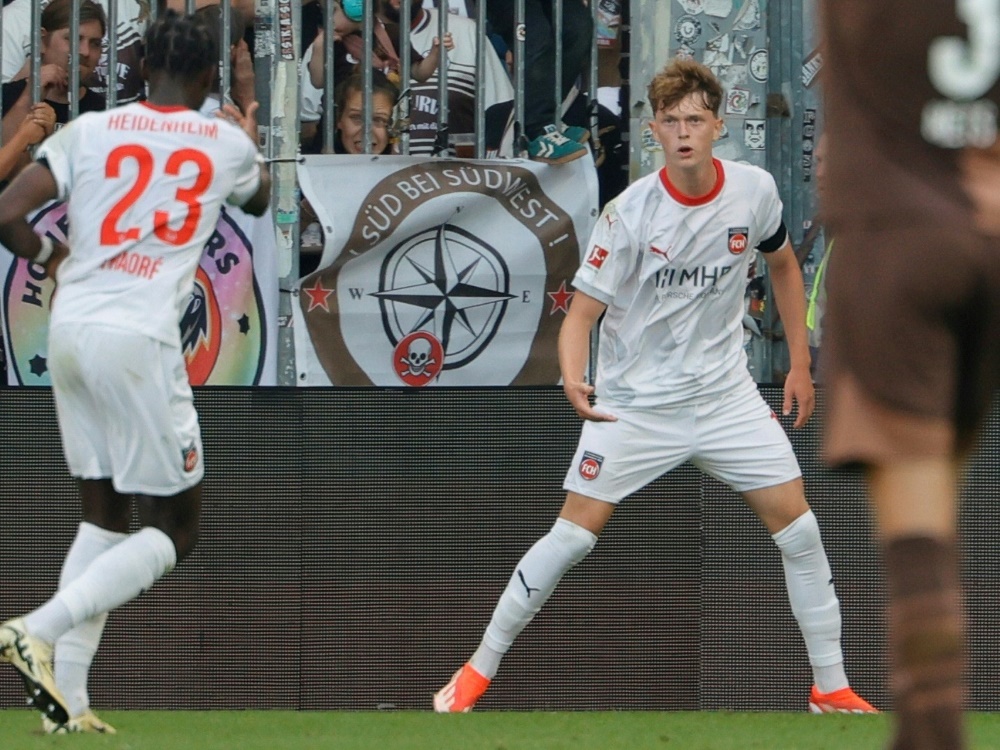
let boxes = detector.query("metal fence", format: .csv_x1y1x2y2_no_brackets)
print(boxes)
0,0,823,386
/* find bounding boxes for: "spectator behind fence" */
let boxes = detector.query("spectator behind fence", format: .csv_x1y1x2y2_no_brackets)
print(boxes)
1,0,107,146
193,3,256,117
381,0,515,156
87,0,148,105
331,70,399,155
336,0,453,84
486,0,592,163
1,0,37,84
299,70,399,274
3,0,142,104
299,0,457,154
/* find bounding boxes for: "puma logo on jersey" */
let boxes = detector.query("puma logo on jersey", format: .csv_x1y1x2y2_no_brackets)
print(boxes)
586,246,609,269
650,244,681,261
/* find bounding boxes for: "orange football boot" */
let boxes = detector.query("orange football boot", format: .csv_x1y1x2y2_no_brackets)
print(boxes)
433,663,491,713
809,685,879,714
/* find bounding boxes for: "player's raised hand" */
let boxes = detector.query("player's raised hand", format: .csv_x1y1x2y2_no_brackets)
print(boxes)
782,365,815,428
564,380,617,422
217,101,260,146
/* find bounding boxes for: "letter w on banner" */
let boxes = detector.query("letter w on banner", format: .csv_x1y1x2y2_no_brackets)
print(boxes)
294,155,599,386
0,202,279,386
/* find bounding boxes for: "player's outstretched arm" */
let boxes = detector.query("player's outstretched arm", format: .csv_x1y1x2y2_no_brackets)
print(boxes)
559,290,617,423
216,102,271,217
241,163,271,218
765,239,815,428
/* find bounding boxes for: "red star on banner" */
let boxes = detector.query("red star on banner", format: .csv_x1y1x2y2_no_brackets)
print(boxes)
303,278,333,312
547,280,574,315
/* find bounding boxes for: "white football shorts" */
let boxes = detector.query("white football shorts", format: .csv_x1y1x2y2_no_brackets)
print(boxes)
48,323,204,496
563,378,802,502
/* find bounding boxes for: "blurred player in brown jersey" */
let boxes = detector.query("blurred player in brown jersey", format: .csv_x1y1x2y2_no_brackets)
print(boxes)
820,2,1000,748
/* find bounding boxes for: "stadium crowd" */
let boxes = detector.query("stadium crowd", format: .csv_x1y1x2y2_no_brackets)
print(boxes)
0,0,628,371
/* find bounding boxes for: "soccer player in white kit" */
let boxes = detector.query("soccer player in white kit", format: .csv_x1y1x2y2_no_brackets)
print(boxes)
0,11,269,733
434,59,876,715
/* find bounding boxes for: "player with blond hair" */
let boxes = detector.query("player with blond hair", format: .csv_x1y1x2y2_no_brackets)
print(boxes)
434,59,875,715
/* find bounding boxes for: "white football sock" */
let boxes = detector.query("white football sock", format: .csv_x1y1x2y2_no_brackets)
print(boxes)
25,527,177,646
54,523,128,717
473,518,597,679
772,510,849,693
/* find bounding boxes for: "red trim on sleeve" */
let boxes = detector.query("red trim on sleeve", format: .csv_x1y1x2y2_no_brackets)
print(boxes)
659,159,725,206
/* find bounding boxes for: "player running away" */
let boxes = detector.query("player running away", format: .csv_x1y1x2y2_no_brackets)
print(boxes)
0,10,269,733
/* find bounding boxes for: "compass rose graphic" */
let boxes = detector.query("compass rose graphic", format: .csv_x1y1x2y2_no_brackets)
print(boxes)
371,223,516,370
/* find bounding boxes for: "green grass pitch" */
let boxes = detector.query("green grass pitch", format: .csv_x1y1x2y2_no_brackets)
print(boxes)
4,710,1000,749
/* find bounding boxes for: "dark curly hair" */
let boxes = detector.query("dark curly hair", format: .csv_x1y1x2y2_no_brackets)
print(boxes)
142,9,218,78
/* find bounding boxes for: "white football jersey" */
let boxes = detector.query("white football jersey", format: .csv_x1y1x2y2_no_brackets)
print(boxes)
38,102,263,346
572,159,785,408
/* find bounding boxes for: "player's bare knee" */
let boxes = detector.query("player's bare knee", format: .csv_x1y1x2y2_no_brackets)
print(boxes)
135,490,201,561
548,517,598,566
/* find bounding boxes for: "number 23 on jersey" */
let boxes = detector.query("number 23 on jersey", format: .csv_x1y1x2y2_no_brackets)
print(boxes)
100,144,214,247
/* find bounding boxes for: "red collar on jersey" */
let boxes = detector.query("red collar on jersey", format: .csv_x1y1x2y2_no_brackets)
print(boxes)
659,158,725,206
140,101,191,113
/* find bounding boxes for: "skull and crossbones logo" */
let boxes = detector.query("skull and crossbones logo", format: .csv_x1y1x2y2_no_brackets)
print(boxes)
400,337,436,378
393,331,444,386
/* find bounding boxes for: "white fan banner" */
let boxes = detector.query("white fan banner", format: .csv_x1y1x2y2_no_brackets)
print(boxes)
294,154,599,386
